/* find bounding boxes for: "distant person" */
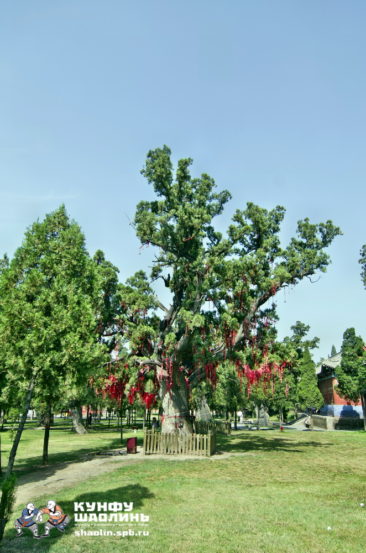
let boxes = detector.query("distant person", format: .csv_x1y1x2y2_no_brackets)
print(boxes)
152,417,159,430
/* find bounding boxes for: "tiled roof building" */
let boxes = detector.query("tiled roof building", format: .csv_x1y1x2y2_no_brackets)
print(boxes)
316,353,362,418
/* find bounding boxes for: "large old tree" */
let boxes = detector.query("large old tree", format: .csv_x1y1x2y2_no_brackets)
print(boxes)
115,146,341,433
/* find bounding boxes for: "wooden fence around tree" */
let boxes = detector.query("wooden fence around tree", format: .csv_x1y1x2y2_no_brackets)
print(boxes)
193,420,231,435
143,430,216,456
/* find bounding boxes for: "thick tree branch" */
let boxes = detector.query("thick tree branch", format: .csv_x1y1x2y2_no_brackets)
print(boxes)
156,300,169,313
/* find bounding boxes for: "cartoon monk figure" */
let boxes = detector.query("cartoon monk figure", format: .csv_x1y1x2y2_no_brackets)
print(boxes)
38,499,70,537
14,503,41,539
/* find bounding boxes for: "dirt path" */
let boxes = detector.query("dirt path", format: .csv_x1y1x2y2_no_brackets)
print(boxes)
15,453,145,506
14,449,250,506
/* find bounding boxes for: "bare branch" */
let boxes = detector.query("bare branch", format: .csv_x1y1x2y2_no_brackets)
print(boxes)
306,275,321,284
134,358,162,367
156,300,169,313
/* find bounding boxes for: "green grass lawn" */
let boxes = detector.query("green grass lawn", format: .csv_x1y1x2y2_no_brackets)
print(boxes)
0,424,143,475
1,428,366,553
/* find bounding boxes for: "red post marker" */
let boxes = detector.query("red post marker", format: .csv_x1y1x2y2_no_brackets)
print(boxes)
280,425,284,432
127,437,137,454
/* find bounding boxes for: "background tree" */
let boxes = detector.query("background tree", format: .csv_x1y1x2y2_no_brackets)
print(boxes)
99,362,131,442
296,348,323,411
66,249,120,434
210,362,246,426
336,327,366,429
116,146,341,434
191,382,214,423
331,344,337,357
268,371,296,424
281,321,322,415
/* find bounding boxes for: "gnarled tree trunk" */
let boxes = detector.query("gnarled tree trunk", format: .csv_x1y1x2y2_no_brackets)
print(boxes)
160,370,192,434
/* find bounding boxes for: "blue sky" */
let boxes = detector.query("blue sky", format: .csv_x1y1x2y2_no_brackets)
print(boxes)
0,1,365,360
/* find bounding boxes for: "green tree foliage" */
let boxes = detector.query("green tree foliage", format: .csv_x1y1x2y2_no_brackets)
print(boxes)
283,321,320,356
0,473,16,540
331,344,337,357
0,206,107,473
296,348,323,410
281,321,322,414
211,362,246,417
336,329,366,419
118,146,341,433
68,249,120,435
93,249,120,339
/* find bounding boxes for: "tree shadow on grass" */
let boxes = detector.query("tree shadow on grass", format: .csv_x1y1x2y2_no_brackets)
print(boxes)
48,425,127,433
215,432,333,454
0,436,144,487
2,483,154,552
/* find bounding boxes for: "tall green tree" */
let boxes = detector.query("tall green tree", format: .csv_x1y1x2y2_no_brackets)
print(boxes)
296,348,323,411
67,249,120,435
117,146,341,433
336,328,366,428
281,321,322,414
0,206,107,473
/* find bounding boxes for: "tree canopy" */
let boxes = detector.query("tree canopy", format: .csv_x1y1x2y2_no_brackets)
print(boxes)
0,148,343,437
113,146,341,432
